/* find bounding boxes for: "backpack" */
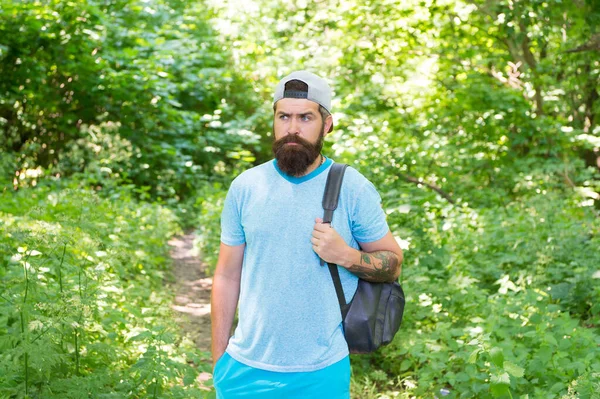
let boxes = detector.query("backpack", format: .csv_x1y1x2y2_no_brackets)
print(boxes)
321,163,405,354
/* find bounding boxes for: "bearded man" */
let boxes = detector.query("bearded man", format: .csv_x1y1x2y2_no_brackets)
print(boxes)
210,71,403,398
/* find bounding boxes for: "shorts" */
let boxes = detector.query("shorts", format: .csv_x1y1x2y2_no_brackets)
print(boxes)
213,352,351,399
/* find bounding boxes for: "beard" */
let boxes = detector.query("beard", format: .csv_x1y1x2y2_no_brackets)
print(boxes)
272,129,325,177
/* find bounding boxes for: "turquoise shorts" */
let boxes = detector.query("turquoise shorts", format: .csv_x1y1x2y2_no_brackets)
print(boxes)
213,352,351,399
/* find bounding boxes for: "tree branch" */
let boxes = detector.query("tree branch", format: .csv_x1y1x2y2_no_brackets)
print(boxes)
565,33,600,53
398,173,456,204
519,21,544,115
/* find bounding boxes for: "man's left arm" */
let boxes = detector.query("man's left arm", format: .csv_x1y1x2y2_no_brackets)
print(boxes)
312,219,403,283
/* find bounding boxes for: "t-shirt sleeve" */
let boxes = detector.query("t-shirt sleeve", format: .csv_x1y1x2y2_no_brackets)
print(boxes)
351,180,389,243
220,184,246,246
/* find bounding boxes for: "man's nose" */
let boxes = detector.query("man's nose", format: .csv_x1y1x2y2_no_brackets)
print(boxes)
287,117,300,134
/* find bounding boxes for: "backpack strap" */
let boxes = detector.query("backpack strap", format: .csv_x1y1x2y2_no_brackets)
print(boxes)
321,163,350,319
328,262,349,319
322,163,348,224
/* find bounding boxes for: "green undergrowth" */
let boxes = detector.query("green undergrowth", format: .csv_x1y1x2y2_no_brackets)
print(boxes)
191,183,229,274
351,190,600,399
0,182,213,398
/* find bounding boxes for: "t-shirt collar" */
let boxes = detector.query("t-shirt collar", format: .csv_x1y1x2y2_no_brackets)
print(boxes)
273,156,333,184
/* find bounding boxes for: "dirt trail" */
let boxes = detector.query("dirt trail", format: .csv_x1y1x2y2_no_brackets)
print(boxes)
168,231,213,384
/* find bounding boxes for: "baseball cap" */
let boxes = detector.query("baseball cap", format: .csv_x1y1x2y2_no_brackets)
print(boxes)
273,71,333,132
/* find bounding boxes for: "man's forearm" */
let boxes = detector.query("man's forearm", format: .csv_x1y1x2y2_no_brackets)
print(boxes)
210,274,240,365
341,248,402,283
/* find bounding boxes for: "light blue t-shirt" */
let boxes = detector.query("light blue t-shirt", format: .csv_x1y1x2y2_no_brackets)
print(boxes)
220,157,389,372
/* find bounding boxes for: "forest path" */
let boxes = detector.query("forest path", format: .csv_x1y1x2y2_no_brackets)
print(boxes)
167,231,213,384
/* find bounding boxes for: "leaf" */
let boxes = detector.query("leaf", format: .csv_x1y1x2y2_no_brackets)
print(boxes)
130,331,152,341
369,370,388,382
549,283,571,300
455,372,470,382
545,333,558,347
468,348,480,364
503,361,524,378
549,382,565,392
183,369,197,386
400,359,412,371
490,382,511,398
490,347,504,368
490,371,511,397
491,372,511,385
167,99,182,108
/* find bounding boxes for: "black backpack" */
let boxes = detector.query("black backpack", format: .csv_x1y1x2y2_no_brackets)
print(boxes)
321,163,405,354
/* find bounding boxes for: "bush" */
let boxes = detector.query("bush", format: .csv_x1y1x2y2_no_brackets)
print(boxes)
192,183,228,273
351,190,600,398
0,183,212,398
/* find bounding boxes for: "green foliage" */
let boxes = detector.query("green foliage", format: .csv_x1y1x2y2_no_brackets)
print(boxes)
345,189,600,398
0,184,211,398
192,184,228,271
2,0,600,397
0,0,260,200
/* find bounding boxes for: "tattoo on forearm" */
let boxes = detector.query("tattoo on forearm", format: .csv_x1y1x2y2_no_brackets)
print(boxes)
361,254,371,265
348,251,400,282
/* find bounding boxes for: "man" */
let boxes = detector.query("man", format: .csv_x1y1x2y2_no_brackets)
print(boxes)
211,71,403,398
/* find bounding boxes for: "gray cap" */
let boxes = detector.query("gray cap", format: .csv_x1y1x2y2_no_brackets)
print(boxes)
273,70,332,115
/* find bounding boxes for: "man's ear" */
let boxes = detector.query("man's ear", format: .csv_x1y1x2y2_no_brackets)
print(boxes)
324,114,333,135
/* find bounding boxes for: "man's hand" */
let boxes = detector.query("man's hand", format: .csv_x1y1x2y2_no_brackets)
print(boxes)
313,219,403,282
311,218,353,266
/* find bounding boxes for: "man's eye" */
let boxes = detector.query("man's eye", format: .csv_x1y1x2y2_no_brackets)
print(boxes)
279,115,288,120
301,115,311,121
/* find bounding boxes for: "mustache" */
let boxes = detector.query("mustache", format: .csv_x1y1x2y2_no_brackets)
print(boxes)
274,134,313,147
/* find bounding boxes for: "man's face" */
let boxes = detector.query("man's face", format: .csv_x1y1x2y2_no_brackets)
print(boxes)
272,98,330,176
